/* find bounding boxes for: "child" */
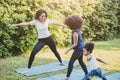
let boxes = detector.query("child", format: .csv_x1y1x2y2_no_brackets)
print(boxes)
10,9,66,73
82,42,107,80
61,15,88,80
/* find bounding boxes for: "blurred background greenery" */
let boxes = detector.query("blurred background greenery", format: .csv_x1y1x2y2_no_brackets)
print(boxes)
0,0,120,57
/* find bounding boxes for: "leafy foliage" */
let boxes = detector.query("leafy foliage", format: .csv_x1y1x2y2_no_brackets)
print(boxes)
0,0,120,57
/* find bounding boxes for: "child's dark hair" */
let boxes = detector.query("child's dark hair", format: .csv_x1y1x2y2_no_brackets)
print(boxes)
84,42,94,53
64,15,83,30
35,9,47,20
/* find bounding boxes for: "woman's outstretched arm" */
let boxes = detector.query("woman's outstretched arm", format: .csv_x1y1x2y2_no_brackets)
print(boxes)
53,22,68,28
10,22,31,27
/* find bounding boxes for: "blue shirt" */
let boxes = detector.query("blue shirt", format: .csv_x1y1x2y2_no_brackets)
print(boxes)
72,29,84,50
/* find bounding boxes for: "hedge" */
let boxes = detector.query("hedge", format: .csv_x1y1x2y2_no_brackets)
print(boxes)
0,0,120,57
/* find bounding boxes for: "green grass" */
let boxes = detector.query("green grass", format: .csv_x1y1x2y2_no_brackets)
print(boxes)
0,39,120,80
94,39,120,50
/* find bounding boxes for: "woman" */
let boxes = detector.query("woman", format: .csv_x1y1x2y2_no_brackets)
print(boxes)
11,9,65,73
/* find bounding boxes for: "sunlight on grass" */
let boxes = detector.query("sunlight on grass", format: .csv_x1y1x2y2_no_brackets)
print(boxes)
0,39,120,80
94,50,120,71
94,39,120,50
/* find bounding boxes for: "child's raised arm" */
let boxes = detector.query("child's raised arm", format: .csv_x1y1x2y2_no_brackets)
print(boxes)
96,58,107,65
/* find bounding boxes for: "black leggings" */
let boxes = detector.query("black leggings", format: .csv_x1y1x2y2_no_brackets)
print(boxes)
28,36,62,68
66,50,88,77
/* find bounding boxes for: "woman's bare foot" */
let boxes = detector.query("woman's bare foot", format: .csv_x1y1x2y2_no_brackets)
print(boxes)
61,77,69,80
60,62,66,66
23,69,30,74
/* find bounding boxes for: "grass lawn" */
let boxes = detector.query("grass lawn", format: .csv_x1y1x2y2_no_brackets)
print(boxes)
0,39,120,80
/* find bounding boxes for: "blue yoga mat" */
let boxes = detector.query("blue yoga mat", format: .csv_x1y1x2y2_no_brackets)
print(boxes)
36,69,108,80
15,61,79,76
93,72,120,80
106,73,120,80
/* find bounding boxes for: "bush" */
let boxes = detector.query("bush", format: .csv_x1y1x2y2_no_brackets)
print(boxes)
0,0,39,57
81,0,120,41
0,0,120,57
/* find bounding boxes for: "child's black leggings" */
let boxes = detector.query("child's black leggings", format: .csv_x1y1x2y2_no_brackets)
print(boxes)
66,50,88,77
28,36,62,68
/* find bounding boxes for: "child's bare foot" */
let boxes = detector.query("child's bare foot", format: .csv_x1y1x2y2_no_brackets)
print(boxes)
23,69,30,74
60,62,66,66
61,77,69,80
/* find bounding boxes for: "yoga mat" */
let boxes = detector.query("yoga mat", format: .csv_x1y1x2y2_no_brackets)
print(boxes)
36,69,108,80
106,73,120,80
15,61,79,76
92,72,120,80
